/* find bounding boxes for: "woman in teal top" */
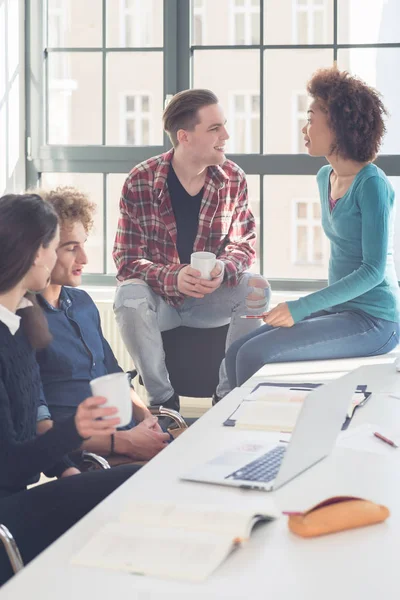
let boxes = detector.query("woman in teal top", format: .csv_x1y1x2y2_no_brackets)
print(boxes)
226,67,400,389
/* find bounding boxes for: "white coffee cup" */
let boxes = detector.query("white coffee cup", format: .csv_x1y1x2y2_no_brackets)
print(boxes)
90,372,132,428
190,251,217,280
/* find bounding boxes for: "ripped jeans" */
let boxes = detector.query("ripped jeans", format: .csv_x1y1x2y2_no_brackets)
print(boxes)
114,273,270,405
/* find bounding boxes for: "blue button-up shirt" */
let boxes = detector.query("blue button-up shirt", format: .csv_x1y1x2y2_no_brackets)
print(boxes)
37,287,131,423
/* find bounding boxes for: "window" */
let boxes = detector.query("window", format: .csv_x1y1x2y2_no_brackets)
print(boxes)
292,92,309,153
293,199,324,264
229,92,260,153
192,0,205,45
293,0,328,44
121,93,152,145
230,0,260,45
120,0,151,47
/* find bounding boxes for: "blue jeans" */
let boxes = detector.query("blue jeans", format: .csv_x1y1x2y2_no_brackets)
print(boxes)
114,273,270,404
226,309,400,389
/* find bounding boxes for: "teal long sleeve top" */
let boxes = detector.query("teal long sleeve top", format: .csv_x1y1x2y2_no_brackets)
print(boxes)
287,164,400,324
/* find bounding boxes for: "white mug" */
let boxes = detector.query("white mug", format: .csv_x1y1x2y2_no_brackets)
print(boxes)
190,251,217,280
90,372,132,428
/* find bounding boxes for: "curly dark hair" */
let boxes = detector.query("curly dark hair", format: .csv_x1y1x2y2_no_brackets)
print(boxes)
307,67,387,162
34,186,96,233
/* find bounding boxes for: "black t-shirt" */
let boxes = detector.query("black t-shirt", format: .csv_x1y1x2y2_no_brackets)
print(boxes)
167,165,203,264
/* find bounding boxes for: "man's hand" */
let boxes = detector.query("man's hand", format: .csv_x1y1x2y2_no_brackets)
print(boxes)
61,467,81,478
114,416,170,461
262,302,294,328
177,263,224,298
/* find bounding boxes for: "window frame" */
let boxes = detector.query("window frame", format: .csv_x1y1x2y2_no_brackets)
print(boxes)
25,0,400,289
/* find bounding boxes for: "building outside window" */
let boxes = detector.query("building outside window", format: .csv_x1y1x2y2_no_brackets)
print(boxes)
192,0,205,45
120,0,151,47
121,93,152,145
293,199,324,264
230,0,260,45
293,0,328,44
229,92,260,153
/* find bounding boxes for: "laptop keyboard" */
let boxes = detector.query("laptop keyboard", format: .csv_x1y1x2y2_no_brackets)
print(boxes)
226,445,287,483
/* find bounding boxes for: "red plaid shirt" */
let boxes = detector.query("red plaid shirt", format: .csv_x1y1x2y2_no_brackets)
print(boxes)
113,149,256,307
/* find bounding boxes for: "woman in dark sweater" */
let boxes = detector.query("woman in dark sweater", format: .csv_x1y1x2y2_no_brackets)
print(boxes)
0,193,139,586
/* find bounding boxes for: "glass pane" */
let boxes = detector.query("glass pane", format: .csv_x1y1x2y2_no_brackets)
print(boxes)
0,104,6,195
106,52,163,145
126,96,135,111
337,49,400,154
296,225,308,262
263,176,329,279
106,0,163,47
389,177,400,279
338,0,400,44
191,0,260,46
47,0,102,47
264,0,334,44
47,52,102,144
264,49,333,153
247,175,261,274
40,173,104,273
0,3,5,104
193,50,260,153
313,225,323,262
107,173,130,274
297,202,307,218
7,0,19,76
313,202,321,218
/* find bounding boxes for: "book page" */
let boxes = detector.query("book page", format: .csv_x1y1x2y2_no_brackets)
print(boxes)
119,502,273,540
72,523,237,582
234,400,303,432
246,386,309,403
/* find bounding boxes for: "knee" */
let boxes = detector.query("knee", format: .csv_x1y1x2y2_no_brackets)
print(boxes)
114,280,155,314
237,272,271,312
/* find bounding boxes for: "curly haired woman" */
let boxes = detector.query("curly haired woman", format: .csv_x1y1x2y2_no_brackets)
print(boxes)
226,66,400,388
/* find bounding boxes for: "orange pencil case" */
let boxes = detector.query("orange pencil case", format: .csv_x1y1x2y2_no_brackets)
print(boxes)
284,496,390,538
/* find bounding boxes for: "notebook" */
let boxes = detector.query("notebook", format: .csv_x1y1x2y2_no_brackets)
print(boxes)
71,501,277,582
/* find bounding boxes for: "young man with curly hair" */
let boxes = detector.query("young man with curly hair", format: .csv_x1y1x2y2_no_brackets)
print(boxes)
226,67,400,388
113,89,270,409
35,187,170,461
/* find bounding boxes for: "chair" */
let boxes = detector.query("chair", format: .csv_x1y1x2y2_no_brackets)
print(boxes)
133,325,229,399
0,524,24,575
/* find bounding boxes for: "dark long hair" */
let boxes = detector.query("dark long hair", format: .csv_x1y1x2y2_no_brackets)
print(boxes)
0,193,59,348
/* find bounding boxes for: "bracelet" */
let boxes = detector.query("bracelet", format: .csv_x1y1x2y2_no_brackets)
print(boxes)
110,433,115,455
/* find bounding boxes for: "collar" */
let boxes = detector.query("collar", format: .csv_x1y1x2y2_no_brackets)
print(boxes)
0,297,33,335
39,287,72,313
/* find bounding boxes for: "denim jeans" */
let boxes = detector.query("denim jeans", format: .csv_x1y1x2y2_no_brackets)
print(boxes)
225,309,400,389
114,273,270,405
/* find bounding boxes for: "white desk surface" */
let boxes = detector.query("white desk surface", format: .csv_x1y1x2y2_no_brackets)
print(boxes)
3,363,400,600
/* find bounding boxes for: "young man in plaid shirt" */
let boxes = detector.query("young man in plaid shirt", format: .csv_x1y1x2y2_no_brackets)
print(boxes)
113,89,270,410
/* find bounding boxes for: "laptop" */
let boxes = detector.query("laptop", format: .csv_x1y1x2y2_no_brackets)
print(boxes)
182,368,363,492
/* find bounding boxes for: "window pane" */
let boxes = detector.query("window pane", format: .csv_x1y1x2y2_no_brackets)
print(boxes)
0,3,5,104
313,225,323,262
107,173,127,273
191,0,260,46
194,50,260,153
337,49,400,154
7,0,19,76
389,177,400,278
338,0,399,44
296,225,308,262
313,202,321,218
247,175,261,274
106,0,163,47
263,0,334,44
106,52,163,145
47,53,102,144
297,202,307,218
263,176,328,279
264,49,333,153
40,173,104,273
47,0,102,47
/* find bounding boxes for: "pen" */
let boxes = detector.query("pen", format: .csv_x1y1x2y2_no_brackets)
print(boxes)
240,314,268,319
373,431,398,448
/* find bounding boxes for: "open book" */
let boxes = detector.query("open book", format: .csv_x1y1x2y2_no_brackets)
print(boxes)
72,502,276,582
226,385,309,432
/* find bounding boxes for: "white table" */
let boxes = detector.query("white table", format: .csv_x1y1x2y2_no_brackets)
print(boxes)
3,363,400,600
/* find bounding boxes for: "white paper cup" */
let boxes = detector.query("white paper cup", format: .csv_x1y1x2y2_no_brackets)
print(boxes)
90,372,132,428
190,251,217,280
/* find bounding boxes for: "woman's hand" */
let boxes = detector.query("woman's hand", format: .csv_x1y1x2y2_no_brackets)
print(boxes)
262,302,294,328
74,396,120,439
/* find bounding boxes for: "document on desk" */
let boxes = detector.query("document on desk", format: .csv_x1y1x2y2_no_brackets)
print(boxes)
71,502,276,582
337,424,400,456
224,386,309,432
